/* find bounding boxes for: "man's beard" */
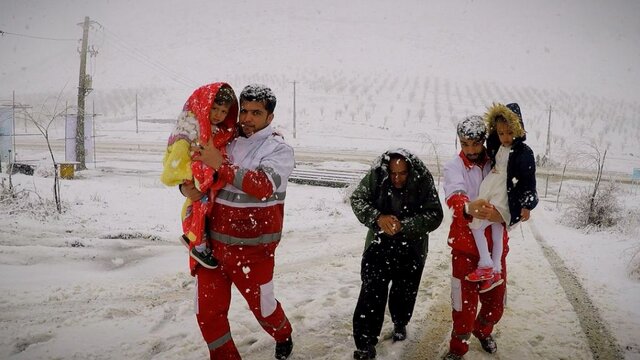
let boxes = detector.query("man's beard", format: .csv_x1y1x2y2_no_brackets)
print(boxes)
465,153,480,161
465,151,484,163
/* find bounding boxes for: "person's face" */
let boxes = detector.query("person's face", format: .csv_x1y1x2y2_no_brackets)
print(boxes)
239,100,273,137
209,102,231,125
496,121,514,147
459,137,485,163
389,158,409,189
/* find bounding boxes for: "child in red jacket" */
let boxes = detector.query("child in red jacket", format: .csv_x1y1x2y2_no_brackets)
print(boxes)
161,82,238,271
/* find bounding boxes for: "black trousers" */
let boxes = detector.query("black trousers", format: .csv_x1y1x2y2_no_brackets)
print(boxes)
352,238,426,349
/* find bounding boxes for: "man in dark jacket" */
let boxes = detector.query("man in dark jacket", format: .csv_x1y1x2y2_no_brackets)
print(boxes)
350,149,444,359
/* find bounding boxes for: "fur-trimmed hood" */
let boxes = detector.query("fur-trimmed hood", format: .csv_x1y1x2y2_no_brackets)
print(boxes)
482,102,538,225
484,102,526,140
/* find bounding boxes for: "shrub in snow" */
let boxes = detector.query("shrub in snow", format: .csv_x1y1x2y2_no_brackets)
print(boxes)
560,181,622,230
0,180,66,220
615,208,640,237
627,245,640,281
616,208,640,281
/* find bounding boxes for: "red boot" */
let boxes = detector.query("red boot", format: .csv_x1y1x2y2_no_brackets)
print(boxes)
465,267,493,282
479,273,504,294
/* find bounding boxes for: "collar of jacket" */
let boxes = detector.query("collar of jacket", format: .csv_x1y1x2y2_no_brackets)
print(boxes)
240,124,274,143
458,150,489,170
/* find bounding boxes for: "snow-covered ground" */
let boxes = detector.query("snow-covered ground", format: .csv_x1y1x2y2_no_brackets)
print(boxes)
0,141,639,359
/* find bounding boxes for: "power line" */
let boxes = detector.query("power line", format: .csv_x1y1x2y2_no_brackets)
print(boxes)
0,29,78,42
93,23,198,88
2,20,196,90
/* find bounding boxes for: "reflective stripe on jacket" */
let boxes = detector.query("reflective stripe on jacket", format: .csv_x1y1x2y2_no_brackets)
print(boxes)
208,124,294,246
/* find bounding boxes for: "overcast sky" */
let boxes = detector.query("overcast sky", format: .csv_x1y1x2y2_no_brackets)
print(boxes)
1,0,639,102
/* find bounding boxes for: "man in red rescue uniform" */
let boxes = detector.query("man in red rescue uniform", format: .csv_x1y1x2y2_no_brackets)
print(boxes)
182,84,294,359
442,115,508,360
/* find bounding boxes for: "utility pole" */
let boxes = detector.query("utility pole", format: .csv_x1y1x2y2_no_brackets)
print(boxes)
12,91,16,163
545,105,552,159
92,100,97,166
75,16,90,170
292,80,297,139
135,92,139,134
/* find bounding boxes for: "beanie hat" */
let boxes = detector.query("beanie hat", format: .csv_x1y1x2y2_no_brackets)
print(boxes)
457,115,487,141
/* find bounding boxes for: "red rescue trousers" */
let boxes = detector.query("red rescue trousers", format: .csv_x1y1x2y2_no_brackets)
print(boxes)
195,242,292,359
449,250,507,356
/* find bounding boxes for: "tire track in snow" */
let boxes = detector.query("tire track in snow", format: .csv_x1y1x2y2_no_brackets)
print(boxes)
389,219,454,359
528,218,625,360
401,253,453,359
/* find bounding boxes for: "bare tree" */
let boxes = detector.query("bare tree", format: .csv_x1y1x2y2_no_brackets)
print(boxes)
556,141,607,207
586,143,608,224
555,159,570,209
559,141,619,228
20,90,71,213
419,133,443,187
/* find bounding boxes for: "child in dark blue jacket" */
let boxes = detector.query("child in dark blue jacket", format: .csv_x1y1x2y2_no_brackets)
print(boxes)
466,103,539,293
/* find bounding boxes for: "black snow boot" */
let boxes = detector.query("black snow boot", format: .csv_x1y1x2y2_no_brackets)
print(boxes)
392,324,407,342
353,344,376,359
275,338,293,359
190,247,219,269
479,335,497,354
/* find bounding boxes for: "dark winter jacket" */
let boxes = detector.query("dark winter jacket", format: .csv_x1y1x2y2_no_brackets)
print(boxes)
485,103,539,226
350,149,444,260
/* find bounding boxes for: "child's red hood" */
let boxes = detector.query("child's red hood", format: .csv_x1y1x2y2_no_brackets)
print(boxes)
184,82,238,143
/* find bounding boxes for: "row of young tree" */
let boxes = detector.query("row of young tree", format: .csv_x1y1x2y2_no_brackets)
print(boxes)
3,78,637,229
12,71,639,158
